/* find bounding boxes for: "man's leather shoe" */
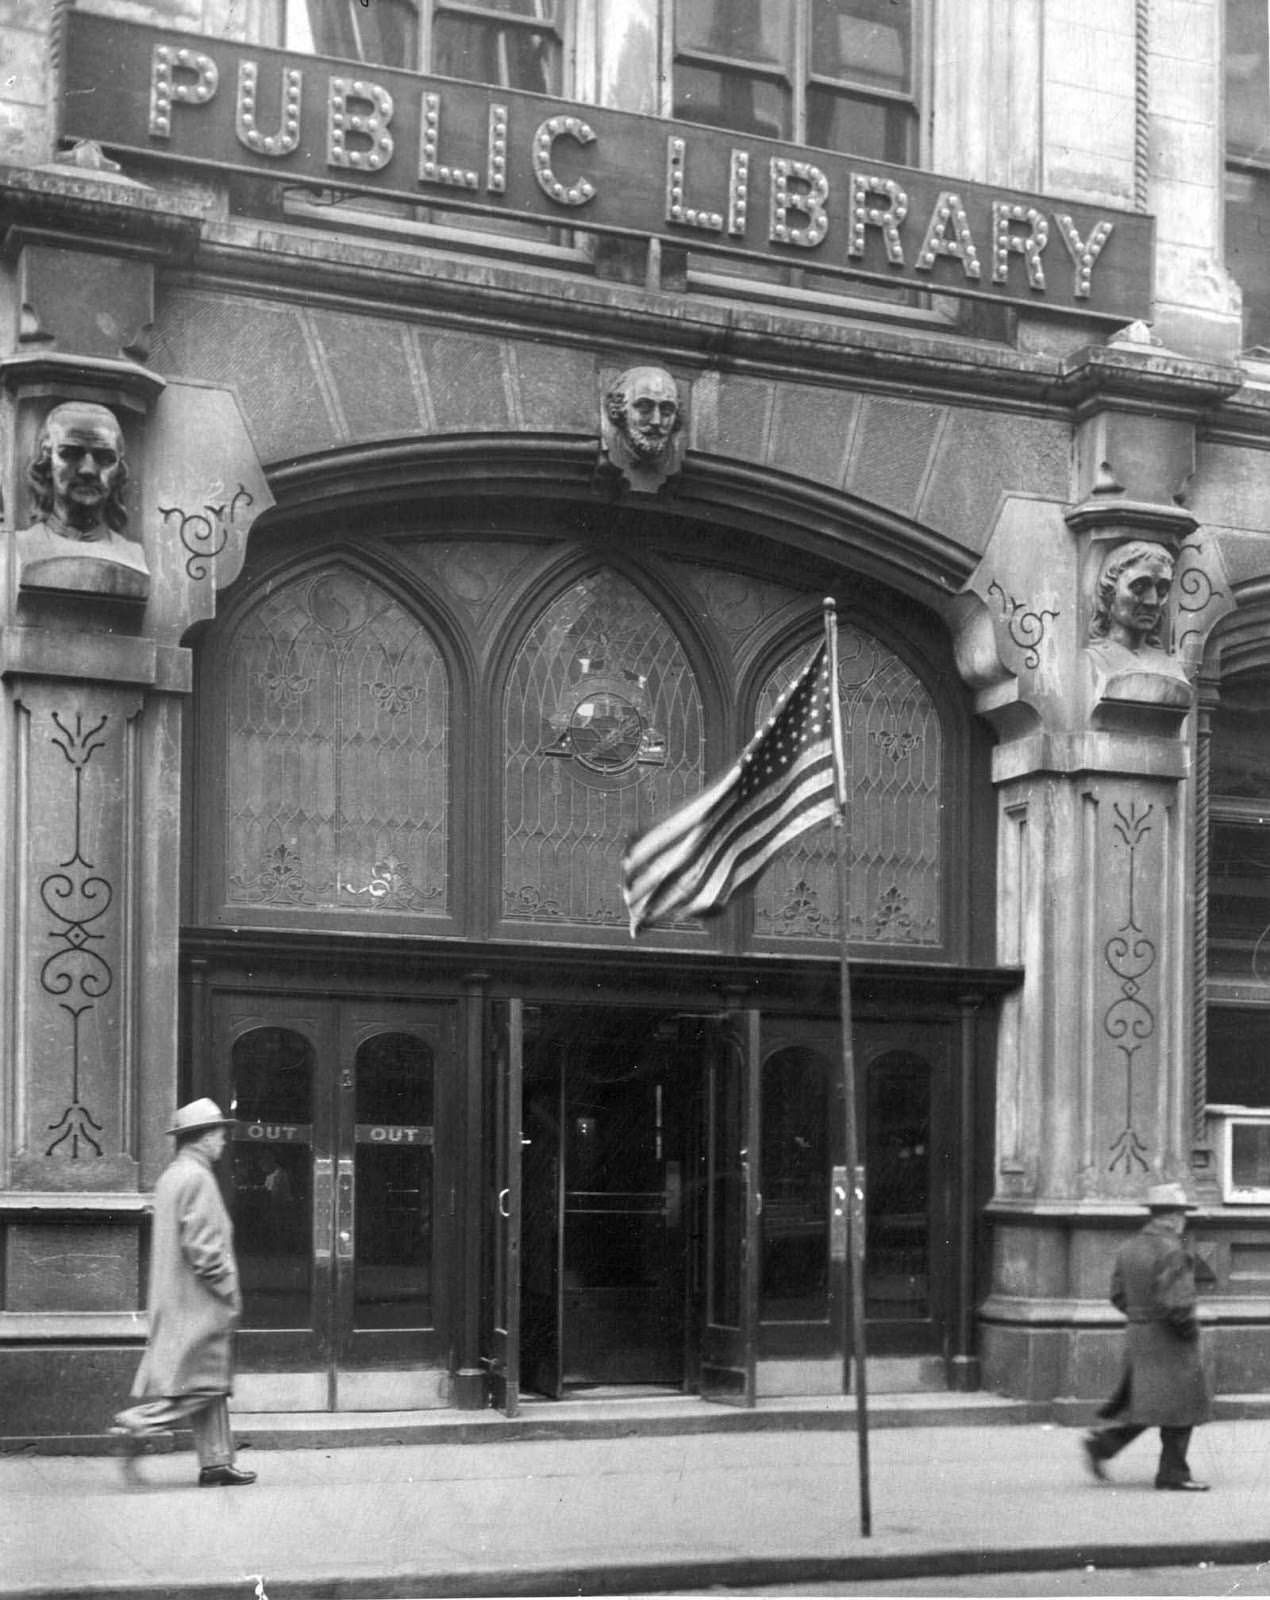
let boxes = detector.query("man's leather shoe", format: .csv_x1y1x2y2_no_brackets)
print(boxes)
1081,1436,1108,1482
108,1425,145,1480
1155,1477,1210,1491
198,1464,257,1487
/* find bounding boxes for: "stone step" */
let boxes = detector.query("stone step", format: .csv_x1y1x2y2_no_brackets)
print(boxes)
3,1389,1051,1455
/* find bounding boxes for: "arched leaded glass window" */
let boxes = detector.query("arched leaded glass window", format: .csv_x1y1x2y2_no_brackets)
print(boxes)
753,624,942,946
223,567,449,917
502,570,704,929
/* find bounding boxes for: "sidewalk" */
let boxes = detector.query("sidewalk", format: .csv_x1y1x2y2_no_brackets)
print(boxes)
5,1409,1270,1599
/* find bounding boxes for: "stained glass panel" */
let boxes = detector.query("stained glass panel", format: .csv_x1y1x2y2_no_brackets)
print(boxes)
753,624,942,946
502,571,704,929
224,567,448,917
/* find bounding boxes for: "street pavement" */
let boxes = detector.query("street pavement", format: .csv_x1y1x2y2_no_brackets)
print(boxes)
5,1412,1270,1599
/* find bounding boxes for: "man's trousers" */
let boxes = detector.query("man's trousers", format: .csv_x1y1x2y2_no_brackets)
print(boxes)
1089,1422,1194,1485
112,1392,234,1469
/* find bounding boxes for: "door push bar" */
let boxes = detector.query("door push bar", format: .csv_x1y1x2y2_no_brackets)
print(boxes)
313,1156,333,1265
336,1157,355,1260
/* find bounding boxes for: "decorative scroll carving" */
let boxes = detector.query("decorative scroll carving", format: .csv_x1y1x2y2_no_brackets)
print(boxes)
987,579,1059,669
1105,800,1155,1175
1174,536,1225,660
41,712,114,1159
159,483,254,579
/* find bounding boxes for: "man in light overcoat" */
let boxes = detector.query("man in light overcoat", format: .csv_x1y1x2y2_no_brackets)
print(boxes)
1082,1181,1212,1491
111,1098,256,1487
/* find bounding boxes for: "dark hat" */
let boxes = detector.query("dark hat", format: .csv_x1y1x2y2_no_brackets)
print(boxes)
167,1097,235,1136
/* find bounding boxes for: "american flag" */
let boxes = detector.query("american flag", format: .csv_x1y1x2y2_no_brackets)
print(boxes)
621,641,840,936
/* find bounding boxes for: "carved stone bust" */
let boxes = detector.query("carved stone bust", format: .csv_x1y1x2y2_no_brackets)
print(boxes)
15,401,149,600
1086,539,1191,708
600,365,685,493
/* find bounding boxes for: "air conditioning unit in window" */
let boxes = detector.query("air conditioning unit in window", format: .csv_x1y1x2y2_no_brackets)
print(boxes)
1211,1106,1270,1203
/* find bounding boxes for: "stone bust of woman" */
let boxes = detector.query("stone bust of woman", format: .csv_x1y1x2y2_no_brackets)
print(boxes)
1086,539,1191,709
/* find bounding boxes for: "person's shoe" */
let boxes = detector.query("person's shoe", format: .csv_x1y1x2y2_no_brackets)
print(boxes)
1081,1435,1109,1482
1155,1476,1210,1491
198,1464,257,1487
108,1425,146,1481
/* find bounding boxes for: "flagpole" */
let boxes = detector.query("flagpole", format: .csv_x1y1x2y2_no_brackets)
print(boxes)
824,596,871,1540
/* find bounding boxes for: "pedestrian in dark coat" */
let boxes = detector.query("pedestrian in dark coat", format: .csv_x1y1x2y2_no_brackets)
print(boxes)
111,1099,256,1487
1082,1181,1212,1491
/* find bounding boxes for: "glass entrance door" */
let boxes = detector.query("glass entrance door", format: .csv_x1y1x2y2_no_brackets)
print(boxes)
212,993,454,1408
758,1016,956,1361
518,1004,693,1397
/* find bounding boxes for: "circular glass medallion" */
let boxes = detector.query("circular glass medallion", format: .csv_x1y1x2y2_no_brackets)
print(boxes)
569,693,644,773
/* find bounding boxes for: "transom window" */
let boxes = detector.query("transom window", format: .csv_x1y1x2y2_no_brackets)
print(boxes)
203,547,955,956
671,0,921,302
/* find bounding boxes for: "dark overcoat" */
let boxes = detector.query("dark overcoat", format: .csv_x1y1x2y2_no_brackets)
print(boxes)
131,1144,242,1398
1103,1216,1211,1429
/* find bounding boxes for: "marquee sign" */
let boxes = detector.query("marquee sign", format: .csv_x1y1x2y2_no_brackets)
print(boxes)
63,14,1153,321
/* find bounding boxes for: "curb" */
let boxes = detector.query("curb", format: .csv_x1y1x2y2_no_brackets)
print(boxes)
9,1541,1270,1600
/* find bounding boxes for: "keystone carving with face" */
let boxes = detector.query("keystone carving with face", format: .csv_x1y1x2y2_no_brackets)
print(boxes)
601,366,685,492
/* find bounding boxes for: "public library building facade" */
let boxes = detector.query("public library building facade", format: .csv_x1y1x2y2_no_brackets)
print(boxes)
5,1,1270,1435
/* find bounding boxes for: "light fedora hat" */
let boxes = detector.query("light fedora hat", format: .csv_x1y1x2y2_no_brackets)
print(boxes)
1144,1181,1197,1211
167,1097,235,1136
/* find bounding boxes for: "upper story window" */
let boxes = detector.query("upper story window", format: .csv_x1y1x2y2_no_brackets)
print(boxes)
275,0,566,90
670,1,921,302
1208,667,1270,981
1207,669,1270,1128
1225,0,1270,349
673,0,918,166
257,1,926,304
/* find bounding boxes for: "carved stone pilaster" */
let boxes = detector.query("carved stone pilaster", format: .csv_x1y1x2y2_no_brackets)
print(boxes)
953,373,1239,1398
0,170,269,1406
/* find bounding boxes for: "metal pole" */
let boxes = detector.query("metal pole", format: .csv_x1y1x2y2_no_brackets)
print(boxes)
825,597,871,1539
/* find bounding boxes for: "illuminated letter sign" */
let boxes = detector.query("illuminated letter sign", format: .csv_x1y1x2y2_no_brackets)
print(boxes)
65,14,1154,320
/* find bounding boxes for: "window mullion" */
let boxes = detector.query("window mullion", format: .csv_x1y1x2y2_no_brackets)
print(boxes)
792,0,809,142
420,0,437,71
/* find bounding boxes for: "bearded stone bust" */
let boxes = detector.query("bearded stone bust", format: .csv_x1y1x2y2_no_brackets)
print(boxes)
600,366,685,493
15,401,149,599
